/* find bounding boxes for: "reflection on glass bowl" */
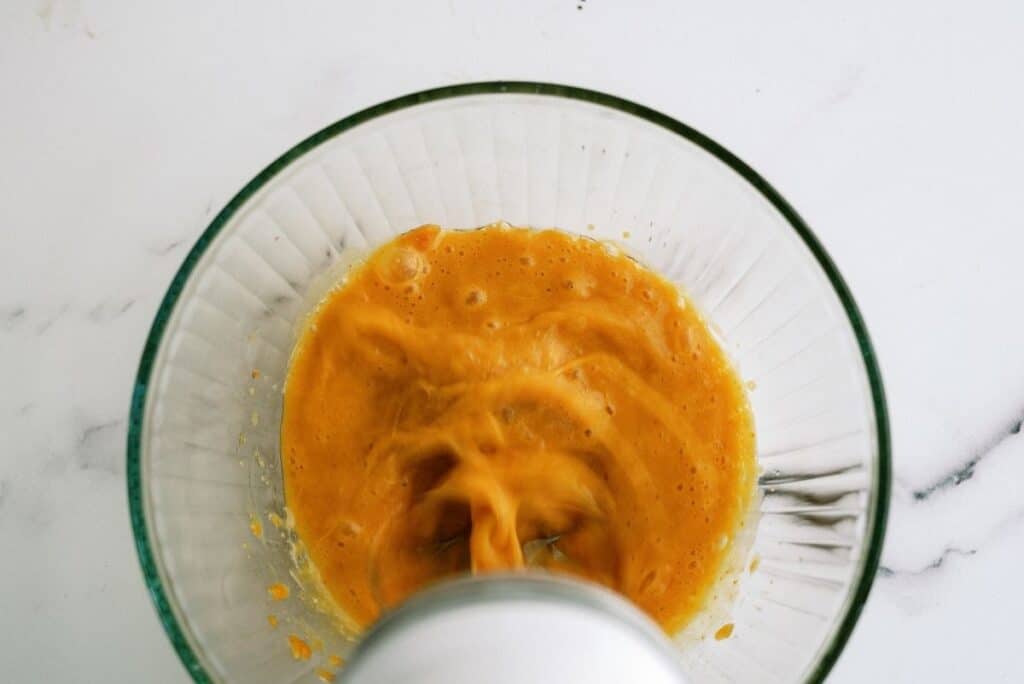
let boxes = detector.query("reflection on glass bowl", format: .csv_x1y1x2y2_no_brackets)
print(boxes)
127,82,889,684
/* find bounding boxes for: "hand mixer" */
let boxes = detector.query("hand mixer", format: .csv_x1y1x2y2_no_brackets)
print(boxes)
343,573,688,683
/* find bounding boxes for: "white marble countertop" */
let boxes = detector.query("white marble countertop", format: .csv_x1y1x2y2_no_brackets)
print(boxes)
3,1,1023,681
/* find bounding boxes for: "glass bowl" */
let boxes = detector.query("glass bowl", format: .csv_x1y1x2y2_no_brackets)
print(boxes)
128,82,889,684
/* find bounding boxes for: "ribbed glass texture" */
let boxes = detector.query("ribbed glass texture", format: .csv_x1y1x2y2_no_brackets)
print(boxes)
128,84,888,684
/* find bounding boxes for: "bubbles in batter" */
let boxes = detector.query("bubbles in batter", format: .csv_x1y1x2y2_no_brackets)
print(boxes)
282,224,756,633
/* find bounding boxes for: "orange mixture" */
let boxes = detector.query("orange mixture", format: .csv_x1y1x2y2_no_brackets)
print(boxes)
281,224,755,632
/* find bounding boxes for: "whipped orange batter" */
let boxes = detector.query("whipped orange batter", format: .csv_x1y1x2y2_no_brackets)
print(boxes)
281,224,755,632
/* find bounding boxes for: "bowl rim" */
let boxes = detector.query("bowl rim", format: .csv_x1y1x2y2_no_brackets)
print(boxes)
126,80,890,684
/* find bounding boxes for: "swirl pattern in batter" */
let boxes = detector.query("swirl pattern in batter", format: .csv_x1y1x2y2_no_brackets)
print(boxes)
282,224,755,632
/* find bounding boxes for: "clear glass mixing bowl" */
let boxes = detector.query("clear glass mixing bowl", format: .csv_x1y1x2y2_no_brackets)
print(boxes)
128,82,889,684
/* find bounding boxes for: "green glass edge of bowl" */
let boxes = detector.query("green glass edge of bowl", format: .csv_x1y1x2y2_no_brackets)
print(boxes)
126,80,891,684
